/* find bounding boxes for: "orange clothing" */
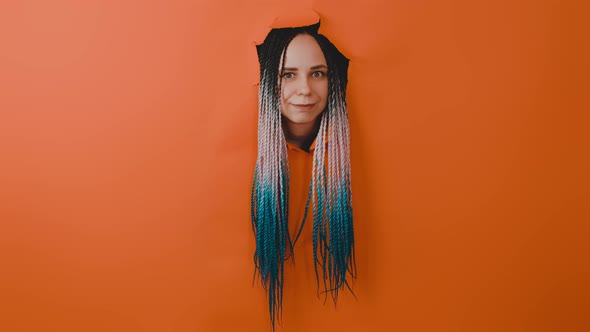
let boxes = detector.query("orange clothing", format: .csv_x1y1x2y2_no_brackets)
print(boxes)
283,140,320,310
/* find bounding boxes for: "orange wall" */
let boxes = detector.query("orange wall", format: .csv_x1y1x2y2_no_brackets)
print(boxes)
0,1,588,331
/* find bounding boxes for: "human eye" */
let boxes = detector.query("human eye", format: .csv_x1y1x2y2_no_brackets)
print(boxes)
312,71,326,78
282,72,295,79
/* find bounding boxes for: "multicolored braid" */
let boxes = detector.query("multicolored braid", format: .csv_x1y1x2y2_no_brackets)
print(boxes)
251,23,356,330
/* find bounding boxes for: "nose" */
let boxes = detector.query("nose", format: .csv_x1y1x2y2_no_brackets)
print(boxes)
296,77,311,95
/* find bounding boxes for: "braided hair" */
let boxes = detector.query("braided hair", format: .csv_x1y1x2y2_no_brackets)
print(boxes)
251,22,356,329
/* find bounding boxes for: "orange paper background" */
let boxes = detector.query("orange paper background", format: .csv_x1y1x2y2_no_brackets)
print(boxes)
0,1,588,331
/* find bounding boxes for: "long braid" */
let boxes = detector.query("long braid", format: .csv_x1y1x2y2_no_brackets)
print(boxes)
251,23,356,330
251,28,298,329
309,33,357,303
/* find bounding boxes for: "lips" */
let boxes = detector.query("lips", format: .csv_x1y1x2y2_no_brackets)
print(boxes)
291,103,316,111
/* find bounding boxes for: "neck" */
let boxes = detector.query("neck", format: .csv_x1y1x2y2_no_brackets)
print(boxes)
282,117,321,152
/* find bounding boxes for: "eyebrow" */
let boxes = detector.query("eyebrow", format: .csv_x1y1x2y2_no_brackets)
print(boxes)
282,64,328,71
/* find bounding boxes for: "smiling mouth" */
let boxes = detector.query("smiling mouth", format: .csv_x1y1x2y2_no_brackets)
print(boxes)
291,104,316,111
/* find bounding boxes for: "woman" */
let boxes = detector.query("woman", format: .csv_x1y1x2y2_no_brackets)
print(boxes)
251,22,356,329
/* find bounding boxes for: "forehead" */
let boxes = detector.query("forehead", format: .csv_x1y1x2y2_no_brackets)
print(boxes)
282,34,327,68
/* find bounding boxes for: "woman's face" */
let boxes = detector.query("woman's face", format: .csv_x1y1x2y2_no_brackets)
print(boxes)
280,34,328,127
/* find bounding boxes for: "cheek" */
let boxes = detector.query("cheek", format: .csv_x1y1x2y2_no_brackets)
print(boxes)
281,85,295,102
317,82,328,103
